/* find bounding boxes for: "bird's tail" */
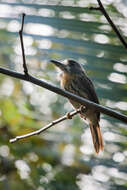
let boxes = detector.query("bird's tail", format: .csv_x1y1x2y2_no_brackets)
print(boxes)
89,123,104,154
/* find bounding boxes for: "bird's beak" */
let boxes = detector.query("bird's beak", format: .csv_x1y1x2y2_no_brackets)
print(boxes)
50,60,67,71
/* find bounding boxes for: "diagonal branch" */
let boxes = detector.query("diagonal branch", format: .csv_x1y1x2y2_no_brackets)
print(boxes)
9,108,82,143
19,13,28,75
0,67,127,124
90,0,127,49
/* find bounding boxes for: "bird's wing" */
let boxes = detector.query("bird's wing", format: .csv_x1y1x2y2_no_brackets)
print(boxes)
63,72,100,119
75,74,99,104
71,74,100,120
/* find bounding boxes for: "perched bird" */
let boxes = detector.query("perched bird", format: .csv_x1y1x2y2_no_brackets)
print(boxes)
51,59,104,154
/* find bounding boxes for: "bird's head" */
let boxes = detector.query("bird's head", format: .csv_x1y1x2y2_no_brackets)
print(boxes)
51,59,84,74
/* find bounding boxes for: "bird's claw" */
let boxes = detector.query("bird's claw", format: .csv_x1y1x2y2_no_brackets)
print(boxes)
80,106,87,114
66,112,72,119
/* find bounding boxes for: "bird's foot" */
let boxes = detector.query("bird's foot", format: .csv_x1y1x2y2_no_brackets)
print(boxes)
80,106,87,114
66,112,72,119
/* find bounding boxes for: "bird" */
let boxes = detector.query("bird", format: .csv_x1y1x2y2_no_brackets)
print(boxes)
51,59,104,154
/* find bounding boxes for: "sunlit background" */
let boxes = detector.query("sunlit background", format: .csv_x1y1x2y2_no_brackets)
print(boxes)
0,0,127,189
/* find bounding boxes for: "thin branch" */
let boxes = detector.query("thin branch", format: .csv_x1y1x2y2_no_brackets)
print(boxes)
19,13,28,75
90,0,127,49
9,108,82,143
0,67,127,124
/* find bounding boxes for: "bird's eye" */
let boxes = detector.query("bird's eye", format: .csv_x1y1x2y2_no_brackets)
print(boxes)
69,60,76,66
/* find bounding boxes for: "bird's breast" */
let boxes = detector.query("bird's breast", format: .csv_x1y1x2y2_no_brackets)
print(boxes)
60,72,75,89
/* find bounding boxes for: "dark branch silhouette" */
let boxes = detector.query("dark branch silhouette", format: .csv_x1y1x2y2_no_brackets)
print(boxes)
19,13,28,75
90,0,127,49
0,67,127,124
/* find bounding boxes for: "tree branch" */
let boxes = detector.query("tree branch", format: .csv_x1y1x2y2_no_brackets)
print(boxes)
0,67,127,124
90,0,127,49
9,108,82,143
19,13,28,75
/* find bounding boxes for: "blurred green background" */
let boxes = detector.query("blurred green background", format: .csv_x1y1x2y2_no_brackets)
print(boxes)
0,0,127,189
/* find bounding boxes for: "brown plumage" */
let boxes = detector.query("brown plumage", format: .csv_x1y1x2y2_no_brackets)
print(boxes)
51,59,104,153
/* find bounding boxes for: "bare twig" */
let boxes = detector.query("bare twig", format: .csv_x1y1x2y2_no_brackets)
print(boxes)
90,0,127,49
9,108,82,143
0,67,127,124
19,13,28,75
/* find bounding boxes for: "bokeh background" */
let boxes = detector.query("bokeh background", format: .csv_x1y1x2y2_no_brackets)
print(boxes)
0,0,127,189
